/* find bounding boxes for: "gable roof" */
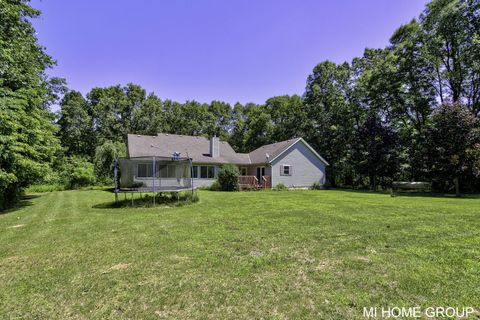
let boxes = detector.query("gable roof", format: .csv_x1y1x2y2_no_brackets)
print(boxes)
127,133,249,164
267,137,330,166
248,138,299,164
127,133,328,166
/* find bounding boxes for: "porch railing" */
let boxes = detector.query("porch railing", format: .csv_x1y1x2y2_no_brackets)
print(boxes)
238,175,271,190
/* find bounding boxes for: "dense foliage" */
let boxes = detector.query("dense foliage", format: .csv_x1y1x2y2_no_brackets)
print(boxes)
0,0,61,210
2,0,480,210
217,164,240,191
59,156,96,189
55,0,477,193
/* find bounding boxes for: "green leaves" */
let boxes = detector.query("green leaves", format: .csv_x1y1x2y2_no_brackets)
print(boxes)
0,1,60,210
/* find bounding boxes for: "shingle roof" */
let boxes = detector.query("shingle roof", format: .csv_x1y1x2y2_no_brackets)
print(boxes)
127,134,250,164
126,134,327,166
248,138,300,164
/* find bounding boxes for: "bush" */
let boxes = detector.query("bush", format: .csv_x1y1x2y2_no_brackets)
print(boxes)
209,180,221,191
241,185,257,192
130,181,145,189
94,140,126,184
217,164,239,191
59,156,96,189
311,181,323,190
25,184,65,193
273,183,288,191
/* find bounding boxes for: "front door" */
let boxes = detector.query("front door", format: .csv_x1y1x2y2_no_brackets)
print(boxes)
256,167,265,181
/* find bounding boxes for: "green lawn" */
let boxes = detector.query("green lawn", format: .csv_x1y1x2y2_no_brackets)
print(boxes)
1,189,479,319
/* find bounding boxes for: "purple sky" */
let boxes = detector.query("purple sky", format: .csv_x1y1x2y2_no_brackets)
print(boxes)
32,0,427,105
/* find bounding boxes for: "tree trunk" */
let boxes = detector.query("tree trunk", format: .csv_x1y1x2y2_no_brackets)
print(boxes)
371,173,377,192
453,177,460,197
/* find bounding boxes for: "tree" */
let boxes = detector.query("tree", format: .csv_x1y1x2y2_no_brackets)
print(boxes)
426,103,480,196
304,61,357,187
94,140,126,183
420,0,480,114
0,1,61,210
352,114,399,190
389,20,437,180
57,91,95,157
207,100,233,140
265,95,306,142
131,93,164,135
59,156,96,189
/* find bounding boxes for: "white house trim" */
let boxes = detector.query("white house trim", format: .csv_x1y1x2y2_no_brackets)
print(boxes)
268,138,329,166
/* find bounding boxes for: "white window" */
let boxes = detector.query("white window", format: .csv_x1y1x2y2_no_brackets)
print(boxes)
157,164,177,178
240,167,247,176
137,163,153,178
200,166,215,179
281,165,292,176
192,166,199,178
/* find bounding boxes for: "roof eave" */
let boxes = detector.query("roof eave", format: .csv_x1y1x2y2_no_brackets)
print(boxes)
267,138,329,166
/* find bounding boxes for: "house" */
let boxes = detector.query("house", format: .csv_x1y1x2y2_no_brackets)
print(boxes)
123,133,328,189
122,133,328,189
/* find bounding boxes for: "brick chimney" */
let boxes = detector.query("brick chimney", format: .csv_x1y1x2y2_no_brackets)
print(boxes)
210,136,220,158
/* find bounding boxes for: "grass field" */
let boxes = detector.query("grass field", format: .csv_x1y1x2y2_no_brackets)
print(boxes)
1,189,479,319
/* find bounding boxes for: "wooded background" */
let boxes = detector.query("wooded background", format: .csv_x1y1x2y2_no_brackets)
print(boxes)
1,0,480,209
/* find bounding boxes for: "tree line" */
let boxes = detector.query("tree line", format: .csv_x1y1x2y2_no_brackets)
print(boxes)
1,0,480,210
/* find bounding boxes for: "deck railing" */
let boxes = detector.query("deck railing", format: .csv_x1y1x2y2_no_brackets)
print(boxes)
238,175,271,190
262,175,272,189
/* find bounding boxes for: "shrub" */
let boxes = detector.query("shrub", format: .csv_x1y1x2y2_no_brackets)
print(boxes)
273,183,288,191
25,184,65,193
94,140,126,184
241,185,257,192
131,181,145,189
217,164,239,191
311,181,323,190
178,190,200,204
209,180,221,191
59,156,96,189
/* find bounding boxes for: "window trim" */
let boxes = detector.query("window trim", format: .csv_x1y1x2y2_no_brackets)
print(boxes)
198,165,215,179
137,163,153,178
192,165,199,178
240,167,248,176
280,164,292,176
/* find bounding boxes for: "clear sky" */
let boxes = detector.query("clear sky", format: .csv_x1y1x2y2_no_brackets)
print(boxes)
31,0,428,105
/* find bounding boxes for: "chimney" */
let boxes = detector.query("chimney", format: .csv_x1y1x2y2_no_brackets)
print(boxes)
210,136,220,158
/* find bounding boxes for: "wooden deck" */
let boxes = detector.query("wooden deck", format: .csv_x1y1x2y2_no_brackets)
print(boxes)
239,175,271,190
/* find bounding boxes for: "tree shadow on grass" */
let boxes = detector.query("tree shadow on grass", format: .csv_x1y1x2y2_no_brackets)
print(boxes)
330,188,480,200
0,194,41,215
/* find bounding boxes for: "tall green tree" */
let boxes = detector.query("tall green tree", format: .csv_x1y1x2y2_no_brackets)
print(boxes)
426,103,480,195
420,0,480,114
131,93,164,135
229,103,273,153
304,61,357,186
265,95,306,142
389,20,437,180
0,0,61,209
87,84,147,144
57,91,95,157
207,100,233,140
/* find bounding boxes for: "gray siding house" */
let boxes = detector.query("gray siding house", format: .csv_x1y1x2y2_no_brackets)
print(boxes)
126,133,328,188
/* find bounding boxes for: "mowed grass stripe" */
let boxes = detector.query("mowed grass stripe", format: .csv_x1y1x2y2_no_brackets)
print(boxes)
0,189,479,319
